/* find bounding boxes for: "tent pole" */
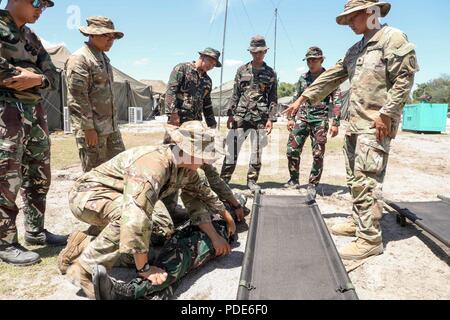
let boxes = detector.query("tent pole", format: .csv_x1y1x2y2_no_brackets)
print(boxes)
218,0,229,130
274,8,278,72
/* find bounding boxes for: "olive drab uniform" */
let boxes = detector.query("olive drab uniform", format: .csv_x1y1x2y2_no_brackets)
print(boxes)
221,62,278,184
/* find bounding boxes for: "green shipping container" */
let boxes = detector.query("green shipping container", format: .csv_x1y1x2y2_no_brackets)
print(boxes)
402,103,448,133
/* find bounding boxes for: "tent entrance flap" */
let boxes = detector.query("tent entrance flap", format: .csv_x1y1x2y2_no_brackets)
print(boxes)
387,199,450,248
238,192,358,300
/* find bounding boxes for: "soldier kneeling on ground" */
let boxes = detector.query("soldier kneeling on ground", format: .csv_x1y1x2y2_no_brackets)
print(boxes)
58,121,238,299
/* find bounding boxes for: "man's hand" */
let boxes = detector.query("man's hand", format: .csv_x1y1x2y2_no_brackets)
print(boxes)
168,112,180,127
371,114,392,143
139,266,169,285
282,96,308,118
265,120,273,135
227,116,235,129
329,125,339,138
222,210,237,236
211,235,231,257
84,129,99,147
287,120,295,132
2,67,43,91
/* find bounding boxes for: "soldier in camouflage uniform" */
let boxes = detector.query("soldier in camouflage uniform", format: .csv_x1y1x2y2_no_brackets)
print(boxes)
220,36,278,191
66,121,236,299
285,47,342,198
93,215,235,300
165,48,222,129
66,16,125,173
284,0,419,260
0,0,67,267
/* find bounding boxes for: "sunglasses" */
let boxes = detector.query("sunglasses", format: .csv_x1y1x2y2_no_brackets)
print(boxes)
31,0,50,10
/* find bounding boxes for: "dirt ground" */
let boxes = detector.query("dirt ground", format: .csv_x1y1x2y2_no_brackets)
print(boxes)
0,118,449,300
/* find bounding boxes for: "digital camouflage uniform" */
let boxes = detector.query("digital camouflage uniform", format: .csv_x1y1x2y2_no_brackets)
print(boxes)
0,9,59,245
66,42,125,173
221,61,278,183
165,62,216,128
287,69,342,186
302,25,419,243
68,145,226,273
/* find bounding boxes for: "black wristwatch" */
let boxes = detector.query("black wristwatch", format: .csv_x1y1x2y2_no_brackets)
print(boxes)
136,262,151,274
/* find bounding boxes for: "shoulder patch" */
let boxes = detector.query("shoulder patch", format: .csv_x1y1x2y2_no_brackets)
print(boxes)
393,42,416,57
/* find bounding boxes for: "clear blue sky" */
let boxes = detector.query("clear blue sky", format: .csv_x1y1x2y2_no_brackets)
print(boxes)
4,0,450,89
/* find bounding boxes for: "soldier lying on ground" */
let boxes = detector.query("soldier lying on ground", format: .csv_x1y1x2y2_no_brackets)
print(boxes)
93,199,248,300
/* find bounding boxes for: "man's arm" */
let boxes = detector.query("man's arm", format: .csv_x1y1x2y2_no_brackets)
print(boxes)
226,71,242,118
267,72,278,122
331,87,343,127
34,35,59,91
202,85,217,128
165,64,184,116
66,55,95,131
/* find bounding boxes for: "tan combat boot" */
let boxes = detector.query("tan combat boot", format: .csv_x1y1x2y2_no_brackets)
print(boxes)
57,231,92,275
331,219,357,237
67,261,95,299
339,238,384,260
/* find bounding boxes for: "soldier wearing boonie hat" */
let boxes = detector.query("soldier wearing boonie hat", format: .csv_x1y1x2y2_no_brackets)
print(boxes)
66,16,126,174
284,0,419,261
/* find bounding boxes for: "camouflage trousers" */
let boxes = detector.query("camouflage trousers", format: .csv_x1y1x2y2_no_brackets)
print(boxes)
221,123,268,183
0,101,51,245
126,219,229,300
75,131,125,173
287,120,329,186
344,134,391,243
69,184,175,273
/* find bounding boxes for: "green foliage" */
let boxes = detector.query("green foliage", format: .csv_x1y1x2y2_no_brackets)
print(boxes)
413,75,450,107
278,82,296,98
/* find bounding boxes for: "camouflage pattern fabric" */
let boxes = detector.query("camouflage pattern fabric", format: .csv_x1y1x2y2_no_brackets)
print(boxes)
126,219,230,300
287,120,329,186
302,25,419,138
66,43,119,138
227,61,278,126
302,25,418,242
287,69,341,185
76,131,125,172
0,102,51,245
165,62,216,128
0,10,59,105
344,134,390,243
68,145,226,272
221,122,268,183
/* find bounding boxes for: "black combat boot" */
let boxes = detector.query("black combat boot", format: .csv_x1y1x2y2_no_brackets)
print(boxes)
93,265,135,300
25,229,68,246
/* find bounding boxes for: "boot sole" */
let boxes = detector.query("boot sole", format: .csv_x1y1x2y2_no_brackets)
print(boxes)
0,257,42,267
340,244,384,261
331,230,357,237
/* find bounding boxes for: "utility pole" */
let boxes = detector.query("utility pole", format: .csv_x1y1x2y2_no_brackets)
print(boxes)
218,0,229,130
274,8,278,72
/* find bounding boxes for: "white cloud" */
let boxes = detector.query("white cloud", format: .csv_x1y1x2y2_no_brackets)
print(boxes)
224,59,243,67
133,58,150,66
40,37,66,49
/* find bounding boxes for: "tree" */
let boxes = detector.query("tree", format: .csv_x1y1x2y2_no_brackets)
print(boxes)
278,82,296,98
413,75,450,107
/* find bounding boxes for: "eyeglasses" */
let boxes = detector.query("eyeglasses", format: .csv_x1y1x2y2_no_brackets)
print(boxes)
31,0,50,10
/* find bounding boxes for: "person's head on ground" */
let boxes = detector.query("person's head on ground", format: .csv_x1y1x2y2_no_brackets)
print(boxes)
80,16,124,52
197,48,222,72
248,35,268,66
167,121,223,170
336,0,391,35
5,0,54,27
303,47,324,74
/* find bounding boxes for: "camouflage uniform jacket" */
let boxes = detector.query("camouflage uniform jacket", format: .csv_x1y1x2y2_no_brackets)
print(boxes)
201,164,234,201
165,62,216,128
0,9,58,104
74,145,226,254
302,25,419,138
293,69,342,126
227,61,278,125
66,43,118,138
